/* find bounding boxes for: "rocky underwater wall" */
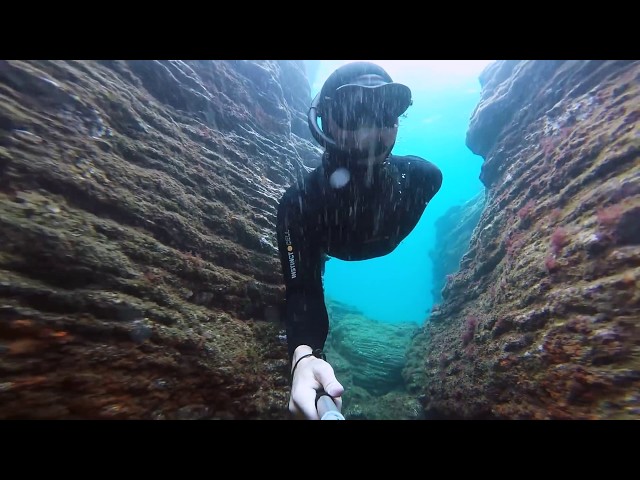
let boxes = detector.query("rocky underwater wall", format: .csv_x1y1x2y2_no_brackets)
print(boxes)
406,60,640,419
0,60,321,419
2,60,637,420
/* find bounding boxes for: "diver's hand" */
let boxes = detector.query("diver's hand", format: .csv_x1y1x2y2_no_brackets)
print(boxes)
289,345,344,420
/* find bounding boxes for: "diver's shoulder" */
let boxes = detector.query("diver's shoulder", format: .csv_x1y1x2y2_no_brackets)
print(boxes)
387,154,442,178
388,154,430,164
279,166,322,200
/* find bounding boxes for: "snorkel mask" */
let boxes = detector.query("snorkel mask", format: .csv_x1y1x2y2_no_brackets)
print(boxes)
307,62,412,157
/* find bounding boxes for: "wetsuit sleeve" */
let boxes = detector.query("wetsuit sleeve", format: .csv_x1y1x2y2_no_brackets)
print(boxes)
389,155,443,241
276,189,329,362
403,155,443,203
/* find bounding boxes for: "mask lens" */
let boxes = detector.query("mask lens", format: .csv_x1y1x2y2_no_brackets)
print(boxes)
329,96,397,130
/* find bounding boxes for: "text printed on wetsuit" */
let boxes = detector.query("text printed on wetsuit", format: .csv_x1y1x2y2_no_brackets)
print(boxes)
284,229,297,279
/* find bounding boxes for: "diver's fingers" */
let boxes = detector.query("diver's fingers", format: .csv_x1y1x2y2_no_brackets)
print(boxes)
292,386,320,420
314,361,344,399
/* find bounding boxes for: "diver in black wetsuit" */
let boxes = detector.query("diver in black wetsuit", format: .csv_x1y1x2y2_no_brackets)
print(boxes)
276,62,443,419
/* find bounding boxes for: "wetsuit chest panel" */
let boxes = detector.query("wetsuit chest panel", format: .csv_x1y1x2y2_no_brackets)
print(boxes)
314,156,428,261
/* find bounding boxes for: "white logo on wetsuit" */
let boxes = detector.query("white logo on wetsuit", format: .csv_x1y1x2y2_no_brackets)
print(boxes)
284,229,297,279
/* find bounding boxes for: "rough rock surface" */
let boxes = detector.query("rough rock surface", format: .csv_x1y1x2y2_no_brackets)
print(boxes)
0,60,321,419
429,191,485,304
323,298,423,419
405,60,640,419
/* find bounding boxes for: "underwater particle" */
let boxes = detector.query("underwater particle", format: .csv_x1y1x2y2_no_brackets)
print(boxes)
584,231,611,255
12,129,43,143
130,320,152,343
620,271,636,286
329,167,351,188
0,382,14,392
152,379,169,390
46,204,61,214
101,404,124,416
259,235,272,251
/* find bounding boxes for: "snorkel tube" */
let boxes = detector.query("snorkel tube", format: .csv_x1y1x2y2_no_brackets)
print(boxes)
308,92,338,151
308,91,389,162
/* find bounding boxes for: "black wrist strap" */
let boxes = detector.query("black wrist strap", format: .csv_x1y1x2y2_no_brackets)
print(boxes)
290,349,326,383
290,353,313,382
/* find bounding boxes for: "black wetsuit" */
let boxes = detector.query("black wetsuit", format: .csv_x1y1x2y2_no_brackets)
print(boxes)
276,151,443,360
